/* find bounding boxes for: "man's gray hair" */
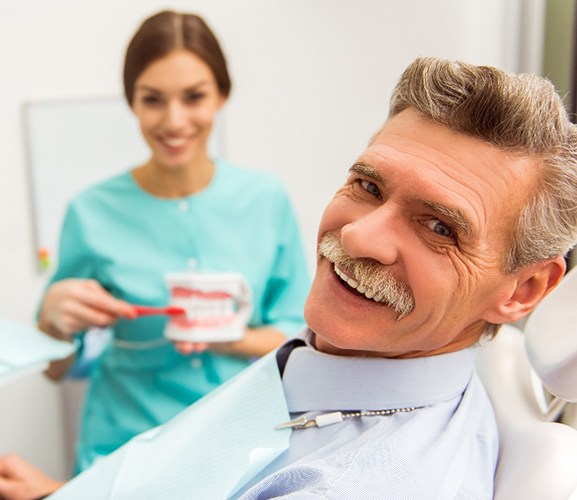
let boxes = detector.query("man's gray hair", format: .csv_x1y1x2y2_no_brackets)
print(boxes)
389,57,577,272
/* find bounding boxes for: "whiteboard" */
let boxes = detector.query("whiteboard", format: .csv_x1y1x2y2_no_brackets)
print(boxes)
24,95,223,272
24,96,148,271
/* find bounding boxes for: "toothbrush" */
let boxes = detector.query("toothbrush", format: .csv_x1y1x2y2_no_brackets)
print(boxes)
132,305,186,317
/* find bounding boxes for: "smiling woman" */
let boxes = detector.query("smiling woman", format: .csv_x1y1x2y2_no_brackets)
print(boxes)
34,10,310,475
130,50,225,196
125,13,230,197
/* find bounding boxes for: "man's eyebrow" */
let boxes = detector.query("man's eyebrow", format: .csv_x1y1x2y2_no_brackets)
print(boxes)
423,200,472,235
348,163,383,182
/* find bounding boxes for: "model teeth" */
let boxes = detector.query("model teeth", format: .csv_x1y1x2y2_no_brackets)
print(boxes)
334,266,380,303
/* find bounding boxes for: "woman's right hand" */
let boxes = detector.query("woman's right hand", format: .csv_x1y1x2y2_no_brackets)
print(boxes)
0,454,63,500
38,279,136,339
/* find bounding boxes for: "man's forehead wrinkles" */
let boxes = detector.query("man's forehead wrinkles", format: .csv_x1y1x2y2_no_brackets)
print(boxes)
368,138,475,178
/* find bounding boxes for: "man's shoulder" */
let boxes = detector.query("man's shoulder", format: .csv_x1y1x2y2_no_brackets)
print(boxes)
239,371,497,499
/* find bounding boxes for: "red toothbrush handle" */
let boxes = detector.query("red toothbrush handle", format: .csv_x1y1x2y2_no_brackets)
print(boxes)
132,305,186,316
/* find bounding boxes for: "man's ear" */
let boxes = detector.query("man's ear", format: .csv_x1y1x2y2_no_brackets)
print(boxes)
485,256,566,324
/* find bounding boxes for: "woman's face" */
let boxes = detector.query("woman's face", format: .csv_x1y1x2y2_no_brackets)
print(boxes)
131,49,225,170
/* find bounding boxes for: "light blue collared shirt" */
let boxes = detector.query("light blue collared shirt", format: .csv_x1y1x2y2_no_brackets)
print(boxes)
235,331,498,499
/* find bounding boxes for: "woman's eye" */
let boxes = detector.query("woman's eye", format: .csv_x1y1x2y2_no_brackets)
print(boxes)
425,218,455,238
185,92,205,103
141,95,162,106
360,179,381,198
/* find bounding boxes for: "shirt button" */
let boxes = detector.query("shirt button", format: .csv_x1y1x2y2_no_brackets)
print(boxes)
190,357,203,369
179,201,189,211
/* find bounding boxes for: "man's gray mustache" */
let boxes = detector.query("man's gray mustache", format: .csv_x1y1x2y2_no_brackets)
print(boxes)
318,233,415,318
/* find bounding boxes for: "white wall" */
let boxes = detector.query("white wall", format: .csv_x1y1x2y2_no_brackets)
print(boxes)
0,0,537,480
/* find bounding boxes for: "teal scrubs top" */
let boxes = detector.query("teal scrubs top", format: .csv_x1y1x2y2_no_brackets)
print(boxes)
46,159,310,473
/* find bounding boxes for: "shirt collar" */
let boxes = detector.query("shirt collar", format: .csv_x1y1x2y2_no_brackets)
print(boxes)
282,330,478,412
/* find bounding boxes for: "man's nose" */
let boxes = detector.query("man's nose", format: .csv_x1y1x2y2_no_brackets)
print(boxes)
340,204,401,265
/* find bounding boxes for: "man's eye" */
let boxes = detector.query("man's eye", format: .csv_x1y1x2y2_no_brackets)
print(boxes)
425,218,455,238
360,179,381,198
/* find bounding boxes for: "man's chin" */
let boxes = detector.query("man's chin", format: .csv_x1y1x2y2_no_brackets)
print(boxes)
312,329,397,357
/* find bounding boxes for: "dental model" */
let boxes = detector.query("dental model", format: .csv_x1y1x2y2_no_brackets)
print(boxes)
163,271,253,342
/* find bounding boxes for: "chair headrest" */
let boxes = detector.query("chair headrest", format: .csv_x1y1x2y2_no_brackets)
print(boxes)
524,266,577,402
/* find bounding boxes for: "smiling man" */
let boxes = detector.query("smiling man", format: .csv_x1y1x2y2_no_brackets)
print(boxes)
238,58,577,498
307,107,550,358
2,57,577,500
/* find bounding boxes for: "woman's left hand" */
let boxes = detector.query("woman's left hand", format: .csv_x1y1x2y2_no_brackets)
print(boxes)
173,327,287,358
173,341,210,355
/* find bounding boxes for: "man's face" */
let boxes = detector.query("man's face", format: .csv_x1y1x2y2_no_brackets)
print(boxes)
304,108,539,358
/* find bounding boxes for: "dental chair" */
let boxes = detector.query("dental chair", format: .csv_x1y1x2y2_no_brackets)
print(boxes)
476,266,577,500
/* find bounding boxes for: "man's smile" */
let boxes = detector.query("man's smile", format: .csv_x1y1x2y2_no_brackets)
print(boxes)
318,233,415,318
334,264,381,302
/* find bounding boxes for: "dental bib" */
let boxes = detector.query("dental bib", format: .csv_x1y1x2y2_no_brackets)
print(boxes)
48,352,290,499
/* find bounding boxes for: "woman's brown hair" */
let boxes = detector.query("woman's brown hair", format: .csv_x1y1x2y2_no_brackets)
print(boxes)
123,10,231,105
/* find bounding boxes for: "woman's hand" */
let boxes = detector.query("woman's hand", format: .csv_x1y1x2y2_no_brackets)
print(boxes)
174,341,210,355
0,454,64,500
174,326,287,358
38,279,136,340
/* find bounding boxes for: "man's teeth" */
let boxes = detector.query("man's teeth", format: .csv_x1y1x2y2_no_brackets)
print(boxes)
334,266,379,302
